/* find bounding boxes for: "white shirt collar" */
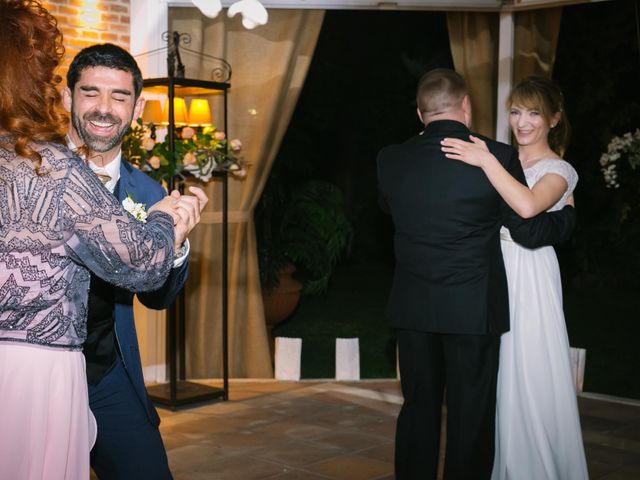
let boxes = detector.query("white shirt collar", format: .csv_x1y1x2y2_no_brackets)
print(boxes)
67,136,122,194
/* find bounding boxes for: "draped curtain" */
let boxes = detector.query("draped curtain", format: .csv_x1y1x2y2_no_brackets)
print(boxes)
169,8,325,378
513,7,563,83
446,12,499,138
447,8,562,137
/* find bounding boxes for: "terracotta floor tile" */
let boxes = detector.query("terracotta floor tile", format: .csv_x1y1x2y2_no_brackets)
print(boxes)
250,419,333,439
146,381,640,479
265,469,334,479
356,443,395,464
251,440,343,467
303,454,393,480
174,455,286,479
308,431,389,453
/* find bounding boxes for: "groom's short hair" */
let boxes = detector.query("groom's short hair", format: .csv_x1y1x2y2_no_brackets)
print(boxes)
416,69,468,117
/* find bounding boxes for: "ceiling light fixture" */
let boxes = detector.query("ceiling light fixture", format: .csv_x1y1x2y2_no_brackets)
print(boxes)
191,0,268,29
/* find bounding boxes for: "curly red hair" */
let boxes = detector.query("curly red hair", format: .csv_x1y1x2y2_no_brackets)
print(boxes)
0,0,68,169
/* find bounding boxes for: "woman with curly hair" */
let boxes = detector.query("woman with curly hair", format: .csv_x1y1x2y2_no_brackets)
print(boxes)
0,2,206,478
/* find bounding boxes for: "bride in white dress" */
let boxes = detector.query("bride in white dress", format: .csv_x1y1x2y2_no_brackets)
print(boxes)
441,76,589,480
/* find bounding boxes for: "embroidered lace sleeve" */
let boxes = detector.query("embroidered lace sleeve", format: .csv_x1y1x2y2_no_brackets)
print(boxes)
60,151,175,292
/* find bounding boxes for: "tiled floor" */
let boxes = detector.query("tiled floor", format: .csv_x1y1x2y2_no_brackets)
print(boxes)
156,380,640,480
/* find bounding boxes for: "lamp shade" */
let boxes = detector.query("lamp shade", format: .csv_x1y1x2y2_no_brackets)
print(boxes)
141,99,163,124
188,99,212,126
162,97,188,126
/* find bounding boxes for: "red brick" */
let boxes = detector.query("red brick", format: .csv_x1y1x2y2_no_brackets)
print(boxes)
58,5,78,16
109,4,127,13
45,0,132,72
79,30,100,40
100,33,119,42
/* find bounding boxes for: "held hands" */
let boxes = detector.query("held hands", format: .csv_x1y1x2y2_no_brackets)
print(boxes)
440,135,493,168
170,187,208,250
147,187,209,250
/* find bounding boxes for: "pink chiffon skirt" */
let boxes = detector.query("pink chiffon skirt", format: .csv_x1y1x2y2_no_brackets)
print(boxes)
0,343,97,479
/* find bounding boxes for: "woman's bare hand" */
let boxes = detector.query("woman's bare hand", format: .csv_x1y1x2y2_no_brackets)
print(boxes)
440,135,493,168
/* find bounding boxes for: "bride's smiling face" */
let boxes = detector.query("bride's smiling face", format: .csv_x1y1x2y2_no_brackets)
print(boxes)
509,105,556,149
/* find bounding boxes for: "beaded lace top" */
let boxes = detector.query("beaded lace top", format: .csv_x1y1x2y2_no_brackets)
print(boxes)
0,139,175,350
500,159,578,241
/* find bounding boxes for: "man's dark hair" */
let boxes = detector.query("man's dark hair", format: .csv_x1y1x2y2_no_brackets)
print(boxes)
67,43,143,98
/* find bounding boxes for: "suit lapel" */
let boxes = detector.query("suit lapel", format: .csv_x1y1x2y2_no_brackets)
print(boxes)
117,160,136,202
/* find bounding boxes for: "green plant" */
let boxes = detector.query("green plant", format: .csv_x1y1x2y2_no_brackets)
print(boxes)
255,177,353,295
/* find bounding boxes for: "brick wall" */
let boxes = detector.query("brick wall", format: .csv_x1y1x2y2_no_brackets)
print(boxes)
42,0,131,79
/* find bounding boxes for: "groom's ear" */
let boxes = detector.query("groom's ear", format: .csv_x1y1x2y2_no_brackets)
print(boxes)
461,95,472,128
416,107,426,125
61,87,72,113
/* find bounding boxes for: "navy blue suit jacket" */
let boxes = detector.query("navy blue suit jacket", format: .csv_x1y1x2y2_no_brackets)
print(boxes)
111,160,188,425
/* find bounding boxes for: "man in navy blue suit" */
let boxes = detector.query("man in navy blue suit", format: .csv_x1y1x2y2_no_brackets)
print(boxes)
62,44,205,479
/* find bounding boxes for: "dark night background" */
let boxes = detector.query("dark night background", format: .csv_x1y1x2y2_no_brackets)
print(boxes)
269,1,640,399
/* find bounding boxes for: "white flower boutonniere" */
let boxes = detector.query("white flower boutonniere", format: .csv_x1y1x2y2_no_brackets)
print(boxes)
122,193,148,223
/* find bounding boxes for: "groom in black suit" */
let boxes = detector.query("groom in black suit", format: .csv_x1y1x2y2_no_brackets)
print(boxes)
377,69,576,480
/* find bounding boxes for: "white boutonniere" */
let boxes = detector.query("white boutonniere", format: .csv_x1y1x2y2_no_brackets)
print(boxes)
122,193,148,223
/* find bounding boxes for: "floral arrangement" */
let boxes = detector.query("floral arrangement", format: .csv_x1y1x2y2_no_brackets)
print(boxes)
600,129,640,189
122,193,148,222
122,119,248,183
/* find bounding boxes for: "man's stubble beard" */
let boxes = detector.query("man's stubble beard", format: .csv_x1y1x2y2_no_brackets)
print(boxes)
71,107,132,154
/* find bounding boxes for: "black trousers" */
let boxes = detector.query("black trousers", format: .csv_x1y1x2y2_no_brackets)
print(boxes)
395,329,500,480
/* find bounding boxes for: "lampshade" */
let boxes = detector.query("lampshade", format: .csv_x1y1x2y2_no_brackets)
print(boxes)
188,99,212,126
141,99,163,124
162,97,188,126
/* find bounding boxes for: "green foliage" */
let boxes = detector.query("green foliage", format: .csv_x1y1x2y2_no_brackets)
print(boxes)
281,181,353,295
255,177,353,295
554,0,640,287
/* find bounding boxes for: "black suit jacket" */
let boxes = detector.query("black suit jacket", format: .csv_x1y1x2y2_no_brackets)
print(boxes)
377,120,575,335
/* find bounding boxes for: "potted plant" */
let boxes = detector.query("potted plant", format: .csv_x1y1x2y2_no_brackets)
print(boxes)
255,174,353,328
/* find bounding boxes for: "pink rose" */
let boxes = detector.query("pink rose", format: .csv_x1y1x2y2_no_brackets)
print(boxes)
230,139,242,152
148,156,161,169
142,137,156,151
231,167,247,179
214,131,226,141
183,152,197,166
181,127,196,140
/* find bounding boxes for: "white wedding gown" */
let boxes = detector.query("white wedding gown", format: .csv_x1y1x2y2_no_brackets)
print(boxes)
492,159,589,480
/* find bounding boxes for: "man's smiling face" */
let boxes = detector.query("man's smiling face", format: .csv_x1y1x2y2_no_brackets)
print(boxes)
63,66,144,164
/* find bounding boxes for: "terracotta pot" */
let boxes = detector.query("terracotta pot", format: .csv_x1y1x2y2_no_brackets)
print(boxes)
262,264,302,358
262,264,303,327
